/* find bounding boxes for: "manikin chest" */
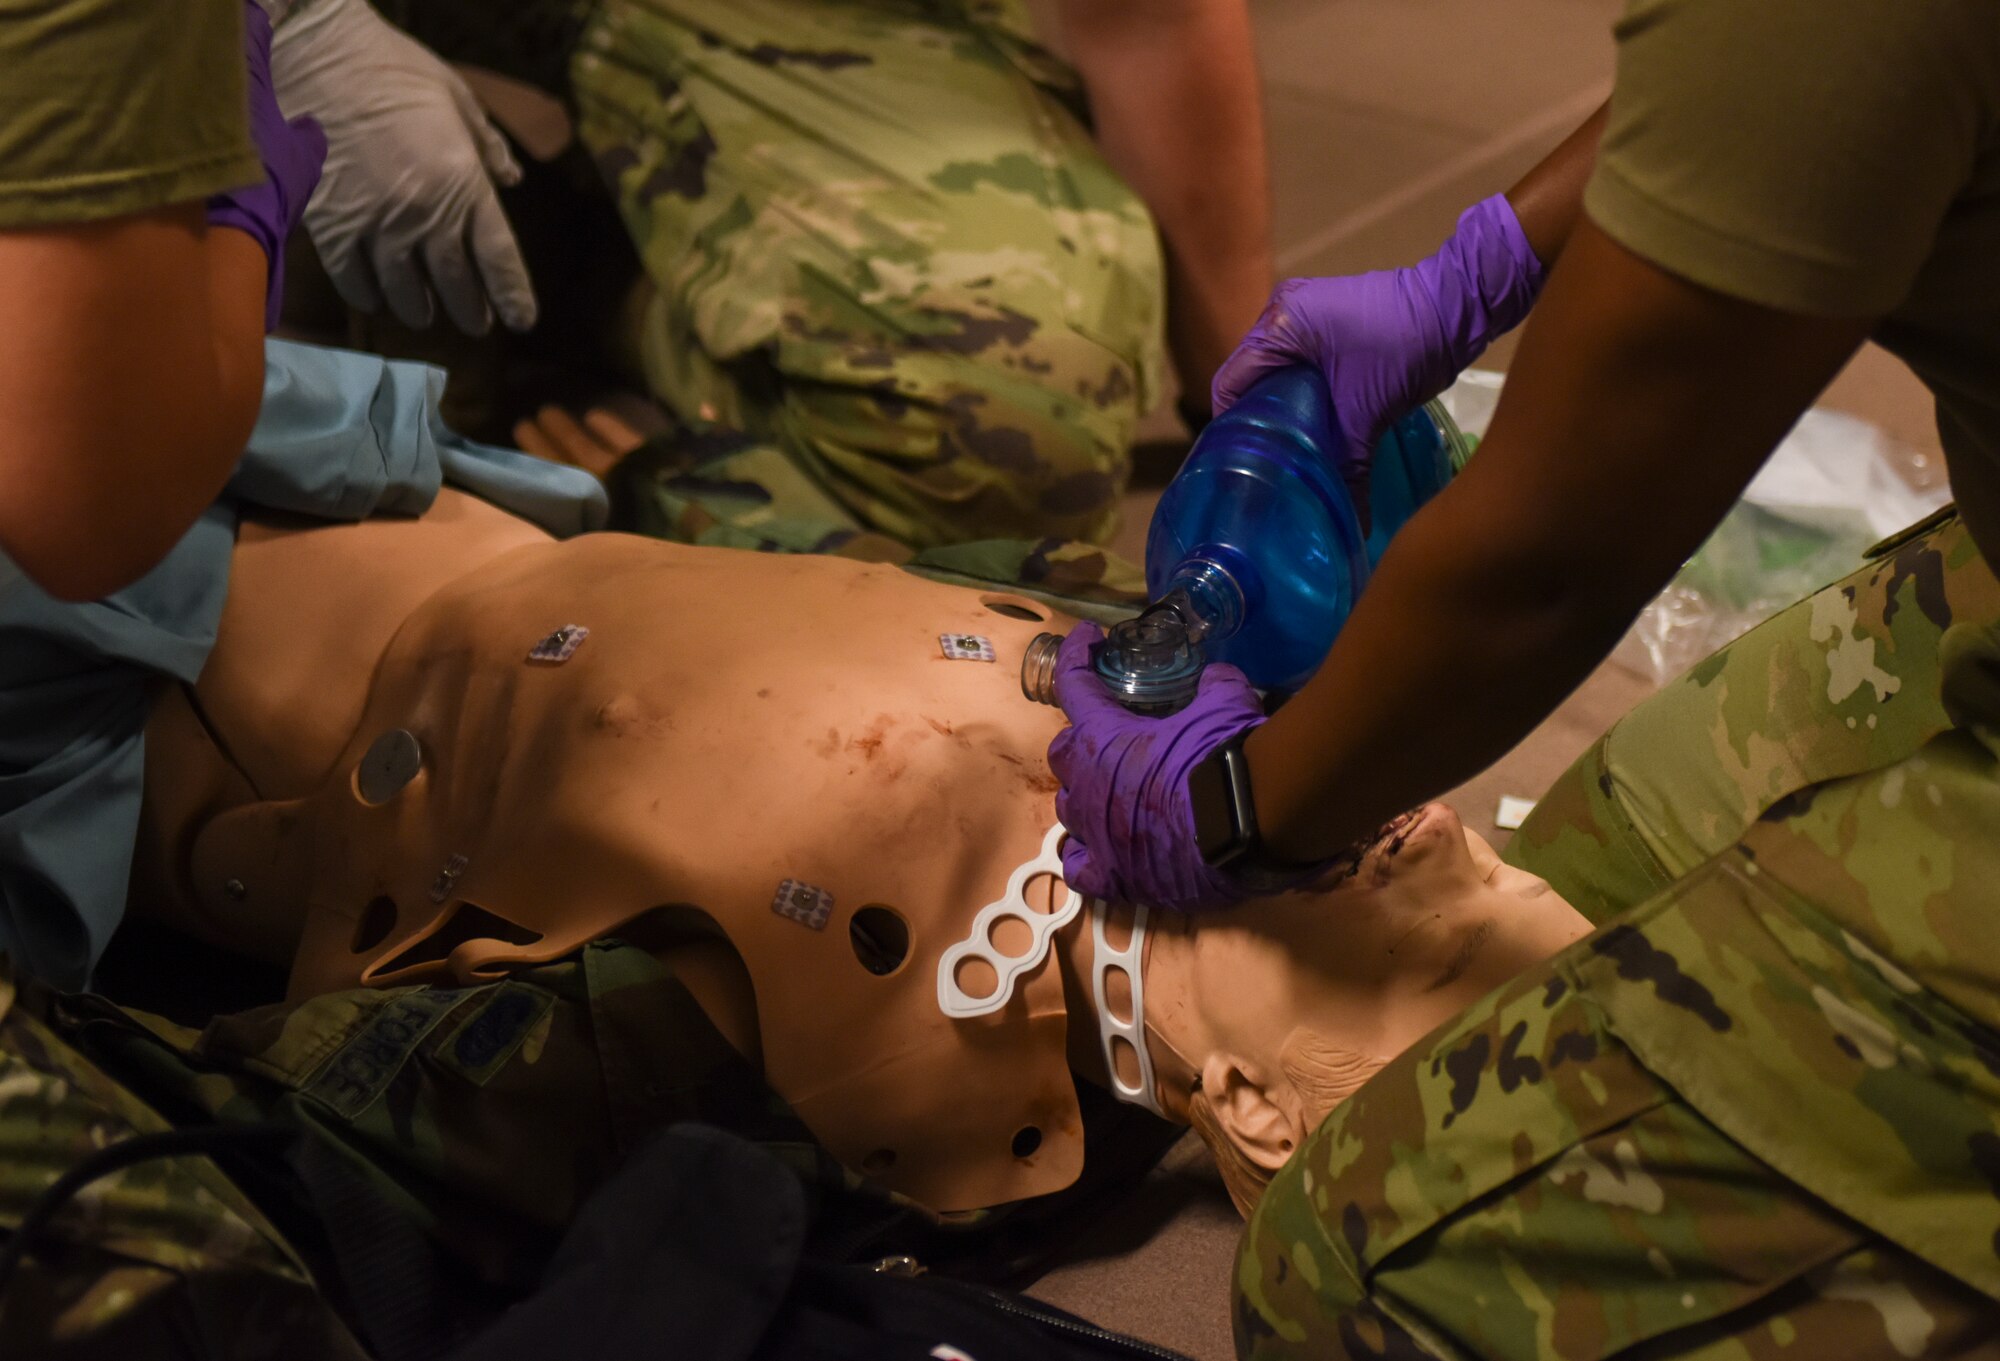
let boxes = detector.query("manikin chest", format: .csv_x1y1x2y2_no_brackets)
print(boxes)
140,521,1093,1212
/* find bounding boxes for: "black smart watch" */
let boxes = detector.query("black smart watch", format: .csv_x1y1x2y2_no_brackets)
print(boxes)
1188,734,1260,870
1187,733,1317,886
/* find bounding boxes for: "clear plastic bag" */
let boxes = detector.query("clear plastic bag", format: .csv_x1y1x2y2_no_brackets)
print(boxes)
1436,371,1950,684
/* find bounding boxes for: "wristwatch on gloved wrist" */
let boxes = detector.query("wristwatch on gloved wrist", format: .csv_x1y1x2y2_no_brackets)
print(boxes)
1186,734,1321,889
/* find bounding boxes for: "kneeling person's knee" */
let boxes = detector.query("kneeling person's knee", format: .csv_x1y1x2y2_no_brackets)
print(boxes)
792,323,1144,548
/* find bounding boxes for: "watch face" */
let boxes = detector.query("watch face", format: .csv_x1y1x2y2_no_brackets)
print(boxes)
1187,750,1239,862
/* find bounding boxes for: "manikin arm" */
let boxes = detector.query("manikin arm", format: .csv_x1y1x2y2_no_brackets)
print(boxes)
0,211,268,601
1245,219,1874,862
1053,0,1274,411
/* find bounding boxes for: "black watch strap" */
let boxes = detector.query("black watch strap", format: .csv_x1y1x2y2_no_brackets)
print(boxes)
1188,735,1258,869
1188,734,1326,887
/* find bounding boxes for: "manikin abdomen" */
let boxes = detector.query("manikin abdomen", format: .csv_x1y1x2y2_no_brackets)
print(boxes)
135,492,1090,1212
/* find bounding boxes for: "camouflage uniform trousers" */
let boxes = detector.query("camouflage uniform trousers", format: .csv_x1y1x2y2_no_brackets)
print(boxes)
0,969,362,1360
1237,510,2000,1359
569,0,1166,550
0,942,999,1356
604,417,1150,623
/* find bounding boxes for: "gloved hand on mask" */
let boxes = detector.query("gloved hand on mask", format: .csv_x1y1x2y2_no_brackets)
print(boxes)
1049,622,1319,913
269,0,537,335
1211,194,1544,510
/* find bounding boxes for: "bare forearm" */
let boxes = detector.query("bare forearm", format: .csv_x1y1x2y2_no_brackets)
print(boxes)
1059,0,1272,399
1504,102,1606,269
1244,476,1643,863
190,226,271,512
0,210,267,600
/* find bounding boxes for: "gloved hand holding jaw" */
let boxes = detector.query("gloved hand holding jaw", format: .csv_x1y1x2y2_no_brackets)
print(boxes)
268,0,537,336
207,1,326,332
1211,194,1544,503
1050,623,1320,912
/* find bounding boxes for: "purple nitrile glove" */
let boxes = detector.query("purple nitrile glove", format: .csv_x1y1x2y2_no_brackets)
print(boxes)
207,1,327,331
1049,622,1275,912
1211,194,1544,506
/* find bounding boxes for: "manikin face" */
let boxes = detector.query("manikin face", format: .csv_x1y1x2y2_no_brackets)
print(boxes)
1184,803,1580,1051
1150,803,1590,1207
1312,801,1569,942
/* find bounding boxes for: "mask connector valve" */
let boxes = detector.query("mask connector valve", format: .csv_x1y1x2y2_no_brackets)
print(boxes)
1022,595,1209,717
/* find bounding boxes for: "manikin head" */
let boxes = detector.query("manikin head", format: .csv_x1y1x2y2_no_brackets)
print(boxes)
1085,802,1589,1215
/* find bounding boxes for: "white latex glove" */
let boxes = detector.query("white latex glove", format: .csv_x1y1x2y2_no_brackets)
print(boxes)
269,0,537,334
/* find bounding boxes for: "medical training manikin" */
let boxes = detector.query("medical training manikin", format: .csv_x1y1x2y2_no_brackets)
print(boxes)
130,490,1591,1214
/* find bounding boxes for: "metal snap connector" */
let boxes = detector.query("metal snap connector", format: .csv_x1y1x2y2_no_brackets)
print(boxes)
939,633,996,663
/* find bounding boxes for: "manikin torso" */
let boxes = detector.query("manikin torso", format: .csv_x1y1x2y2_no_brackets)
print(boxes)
134,489,1092,1213
134,491,1595,1218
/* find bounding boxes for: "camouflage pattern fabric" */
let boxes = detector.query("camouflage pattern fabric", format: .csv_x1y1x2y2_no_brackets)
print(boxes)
569,0,1165,550
1507,507,2000,922
0,942,934,1354
1235,905,2000,1360
42,944,902,1291
1,939,1175,1352
0,945,805,1353
1238,511,2000,1358
605,422,1150,623
0,967,361,1360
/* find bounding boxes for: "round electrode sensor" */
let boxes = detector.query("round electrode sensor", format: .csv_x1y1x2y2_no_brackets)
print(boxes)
355,729,423,805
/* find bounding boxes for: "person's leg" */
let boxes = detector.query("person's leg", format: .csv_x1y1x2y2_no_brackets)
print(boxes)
522,397,1148,617
1242,668,2000,1357
1508,511,2000,922
570,0,1164,549
0,970,361,1359
605,420,1149,619
32,943,895,1346
1238,976,1998,1359
72,944,751,1244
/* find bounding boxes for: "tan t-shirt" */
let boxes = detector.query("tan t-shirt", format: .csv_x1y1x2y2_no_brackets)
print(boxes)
1584,0,2000,563
0,0,260,227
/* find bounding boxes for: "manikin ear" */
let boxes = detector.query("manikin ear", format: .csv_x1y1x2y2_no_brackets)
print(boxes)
1199,1053,1309,1176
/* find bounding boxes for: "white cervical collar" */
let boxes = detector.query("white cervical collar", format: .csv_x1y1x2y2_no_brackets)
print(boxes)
1091,897,1163,1117
933,823,1162,1117
936,823,1083,1019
